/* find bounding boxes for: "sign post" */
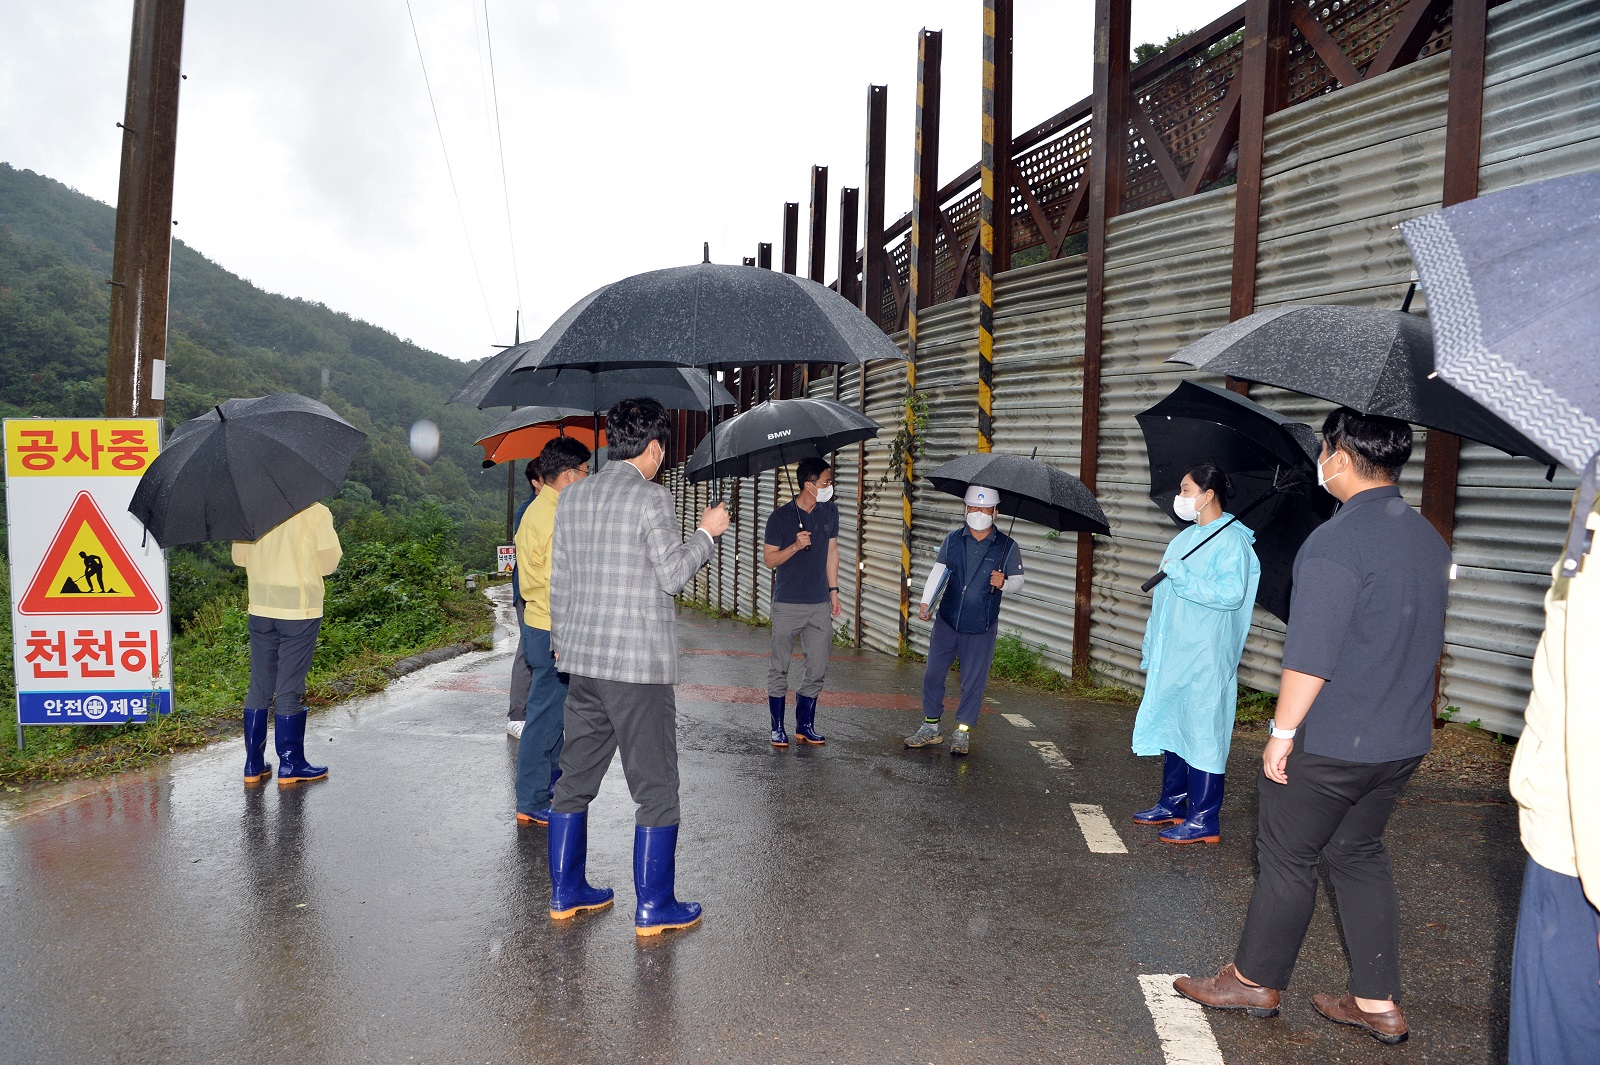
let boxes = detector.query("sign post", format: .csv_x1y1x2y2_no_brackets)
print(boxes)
4,419,171,748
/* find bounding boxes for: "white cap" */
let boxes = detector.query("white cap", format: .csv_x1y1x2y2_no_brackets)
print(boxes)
964,484,1000,507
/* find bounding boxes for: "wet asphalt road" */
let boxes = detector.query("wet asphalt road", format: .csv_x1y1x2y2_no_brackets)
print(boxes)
0,587,1521,1064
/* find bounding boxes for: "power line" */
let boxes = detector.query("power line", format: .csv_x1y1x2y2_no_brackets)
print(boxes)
481,0,525,322
404,0,498,338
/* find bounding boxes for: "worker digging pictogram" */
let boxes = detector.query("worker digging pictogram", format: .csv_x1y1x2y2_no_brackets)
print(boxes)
18,491,162,615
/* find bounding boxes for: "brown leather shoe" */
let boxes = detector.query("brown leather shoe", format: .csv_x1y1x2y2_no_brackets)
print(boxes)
1173,964,1281,1018
1312,993,1408,1044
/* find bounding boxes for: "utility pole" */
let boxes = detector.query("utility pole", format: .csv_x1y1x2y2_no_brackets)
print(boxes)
105,0,187,419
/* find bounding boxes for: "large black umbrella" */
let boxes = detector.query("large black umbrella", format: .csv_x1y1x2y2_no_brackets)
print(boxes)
1166,304,1560,466
450,358,735,412
1136,381,1335,621
684,399,881,482
924,453,1110,535
129,394,366,547
505,263,908,373
1401,170,1600,574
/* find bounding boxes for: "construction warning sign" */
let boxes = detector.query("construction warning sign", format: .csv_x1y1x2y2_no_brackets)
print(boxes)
5,419,171,727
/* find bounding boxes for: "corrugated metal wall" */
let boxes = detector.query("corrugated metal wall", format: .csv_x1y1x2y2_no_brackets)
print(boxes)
1439,0,1598,735
860,354,909,655
904,299,981,656
1090,186,1238,686
990,256,1089,669
826,368,864,643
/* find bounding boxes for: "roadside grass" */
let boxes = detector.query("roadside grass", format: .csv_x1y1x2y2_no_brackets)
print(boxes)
0,514,493,791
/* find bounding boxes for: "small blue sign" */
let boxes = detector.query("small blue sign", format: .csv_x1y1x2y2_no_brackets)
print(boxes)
17,690,172,725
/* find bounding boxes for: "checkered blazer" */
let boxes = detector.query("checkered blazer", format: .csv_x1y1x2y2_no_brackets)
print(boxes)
550,460,713,684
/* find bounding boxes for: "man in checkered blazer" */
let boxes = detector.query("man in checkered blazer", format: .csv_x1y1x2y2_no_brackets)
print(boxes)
545,397,730,936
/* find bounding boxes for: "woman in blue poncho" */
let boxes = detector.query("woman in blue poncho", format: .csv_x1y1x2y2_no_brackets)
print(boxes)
1132,463,1261,845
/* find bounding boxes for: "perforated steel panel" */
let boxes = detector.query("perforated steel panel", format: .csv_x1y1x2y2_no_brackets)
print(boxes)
990,256,1089,669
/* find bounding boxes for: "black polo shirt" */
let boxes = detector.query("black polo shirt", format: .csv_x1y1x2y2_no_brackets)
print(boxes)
764,499,839,605
1282,486,1452,763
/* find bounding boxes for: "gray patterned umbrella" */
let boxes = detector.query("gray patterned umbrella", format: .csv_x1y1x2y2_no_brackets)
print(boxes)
1402,170,1600,574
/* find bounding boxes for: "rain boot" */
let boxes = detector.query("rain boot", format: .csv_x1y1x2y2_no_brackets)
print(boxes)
633,824,702,936
768,695,789,748
1133,751,1189,825
1159,769,1223,844
274,710,328,786
548,811,614,920
794,693,825,745
243,708,273,785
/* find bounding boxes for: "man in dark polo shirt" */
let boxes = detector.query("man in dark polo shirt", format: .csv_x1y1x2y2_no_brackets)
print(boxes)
762,457,841,747
1175,408,1452,1047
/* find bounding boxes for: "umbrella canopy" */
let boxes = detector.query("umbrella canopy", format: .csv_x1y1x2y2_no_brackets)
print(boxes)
452,358,735,412
1166,304,1560,466
1401,171,1600,573
505,263,909,372
1136,381,1335,621
474,408,605,467
129,393,365,548
924,453,1110,535
684,399,881,482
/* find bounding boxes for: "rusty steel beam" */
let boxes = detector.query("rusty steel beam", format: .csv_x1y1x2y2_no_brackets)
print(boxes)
757,242,773,269
808,165,830,385
782,202,800,275
863,85,889,330
106,0,186,419
1073,0,1129,679
1420,0,1488,550
978,0,1013,454
904,27,942,647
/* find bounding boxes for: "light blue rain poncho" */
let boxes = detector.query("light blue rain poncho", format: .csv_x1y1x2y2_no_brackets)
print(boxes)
1131,514,1262,775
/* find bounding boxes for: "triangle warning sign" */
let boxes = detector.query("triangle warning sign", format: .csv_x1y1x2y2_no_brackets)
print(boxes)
19,491,162,615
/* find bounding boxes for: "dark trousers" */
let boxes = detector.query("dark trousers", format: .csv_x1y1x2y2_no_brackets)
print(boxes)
1233,746,1422,999
1509,857,1600,1065
514,624,567,813
245,616,322,714
551,674,679,827
508,641,532,721
921,618,998,727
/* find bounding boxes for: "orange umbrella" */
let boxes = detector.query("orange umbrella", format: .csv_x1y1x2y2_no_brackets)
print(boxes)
476,411,606,468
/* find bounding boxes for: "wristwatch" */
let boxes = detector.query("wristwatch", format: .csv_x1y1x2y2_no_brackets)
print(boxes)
828,586,838,592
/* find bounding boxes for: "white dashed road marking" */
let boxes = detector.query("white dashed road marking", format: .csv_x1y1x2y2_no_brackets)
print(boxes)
1028,739,1072,768
1001,713,1035,728
1139,974,1225,1065
1070,803,1128,854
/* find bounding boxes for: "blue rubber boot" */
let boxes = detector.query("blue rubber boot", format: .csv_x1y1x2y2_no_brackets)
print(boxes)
768,695,789,748
1133,751,1189,825
794,693,826,745
633,824,702,937
548,811,614,920
1159,769,1224,845
243,709,273,785
274,710,328,786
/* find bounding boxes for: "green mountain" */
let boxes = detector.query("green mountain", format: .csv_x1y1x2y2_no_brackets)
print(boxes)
0,162,516,568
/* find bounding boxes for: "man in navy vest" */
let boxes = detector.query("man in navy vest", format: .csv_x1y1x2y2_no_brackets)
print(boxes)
904,485,1025,756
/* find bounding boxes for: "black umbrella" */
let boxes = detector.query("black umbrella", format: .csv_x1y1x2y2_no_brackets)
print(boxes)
684,399,881,482
505,263,908,373
129,393,366,548
924,453,1110,535
1166,304,1560,466
450,358,735,412
1136,381,1335,621
1401,170,1600,575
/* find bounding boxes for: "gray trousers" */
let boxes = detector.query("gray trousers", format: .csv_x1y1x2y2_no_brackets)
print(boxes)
245,615,321,714
552,674,680,827
768,600,833,699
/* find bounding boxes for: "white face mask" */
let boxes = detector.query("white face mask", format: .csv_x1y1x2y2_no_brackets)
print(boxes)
814,485,834,504
965,511,994,532
1316,453,1343,489
1172,494,1199,522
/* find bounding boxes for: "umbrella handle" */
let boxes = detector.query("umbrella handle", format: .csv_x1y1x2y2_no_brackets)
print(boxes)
1140,571,1168,593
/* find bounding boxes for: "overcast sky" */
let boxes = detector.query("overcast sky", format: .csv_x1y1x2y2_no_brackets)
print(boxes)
1,0,1235,362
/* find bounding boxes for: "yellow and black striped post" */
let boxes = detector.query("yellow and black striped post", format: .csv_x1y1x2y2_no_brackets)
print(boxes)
978,0,1012,454
904,28,942,644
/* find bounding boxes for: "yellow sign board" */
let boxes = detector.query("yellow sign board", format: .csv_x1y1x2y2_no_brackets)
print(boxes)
3,419,159,478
